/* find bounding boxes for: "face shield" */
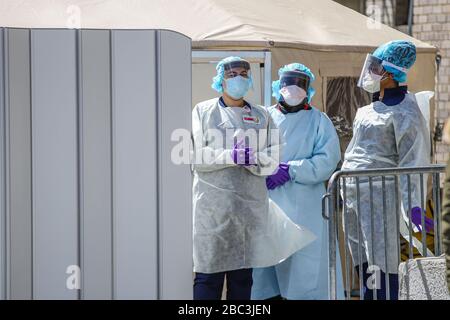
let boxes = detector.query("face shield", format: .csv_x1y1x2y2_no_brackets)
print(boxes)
222,60,253,99
278,71,310,107
279,70,310,91
223,60,252,79
358,54,410,93
357,54,385,89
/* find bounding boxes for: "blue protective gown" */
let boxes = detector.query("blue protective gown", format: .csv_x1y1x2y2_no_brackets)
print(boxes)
251,105,343,300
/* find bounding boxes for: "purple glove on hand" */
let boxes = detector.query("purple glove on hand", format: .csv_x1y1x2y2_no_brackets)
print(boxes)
266,163,291,190
411,206,434,233
232,140,256,166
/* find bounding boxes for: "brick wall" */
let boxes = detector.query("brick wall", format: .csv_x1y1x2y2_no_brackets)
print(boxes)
413,0,450,164
365,0,395,25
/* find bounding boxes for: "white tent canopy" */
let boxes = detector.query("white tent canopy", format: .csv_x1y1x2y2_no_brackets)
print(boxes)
0,0,435,52
0,0,438,136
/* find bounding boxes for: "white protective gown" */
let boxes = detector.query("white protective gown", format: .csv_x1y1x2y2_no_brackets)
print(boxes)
341,93,431,274
192,98,315,274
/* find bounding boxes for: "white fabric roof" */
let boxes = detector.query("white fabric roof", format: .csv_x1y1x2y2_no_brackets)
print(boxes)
0,0,435,51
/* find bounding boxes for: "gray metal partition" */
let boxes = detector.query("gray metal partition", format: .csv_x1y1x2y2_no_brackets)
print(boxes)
32,29,79,300
0,27,192,300
112,30,159,299
7,28,33,300
80,29,113,300
0,28,5,300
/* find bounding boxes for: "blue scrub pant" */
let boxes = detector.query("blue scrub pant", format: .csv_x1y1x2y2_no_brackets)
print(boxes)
355,262,399,300
194,269,253,300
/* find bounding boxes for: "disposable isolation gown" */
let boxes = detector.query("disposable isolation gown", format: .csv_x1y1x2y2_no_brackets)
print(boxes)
192,98,315,274
251,105,343,300
341,93,430,274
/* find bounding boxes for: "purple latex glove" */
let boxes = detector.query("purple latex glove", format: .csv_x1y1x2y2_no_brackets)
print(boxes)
266,163,291,190
411,206,434,233
232,140,256,166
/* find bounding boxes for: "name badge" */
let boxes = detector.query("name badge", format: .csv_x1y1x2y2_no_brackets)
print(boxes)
242,116,260,124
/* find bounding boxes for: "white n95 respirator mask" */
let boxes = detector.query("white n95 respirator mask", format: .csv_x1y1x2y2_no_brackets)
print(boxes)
280,85,308,106
361,72,384,94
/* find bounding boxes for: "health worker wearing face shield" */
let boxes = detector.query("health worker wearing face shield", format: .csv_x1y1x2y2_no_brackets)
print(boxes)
191,56,283,300
342,40,431,300
251,63,342,300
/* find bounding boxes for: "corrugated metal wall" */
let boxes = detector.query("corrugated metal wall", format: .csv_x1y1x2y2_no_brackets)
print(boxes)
0,28,192,300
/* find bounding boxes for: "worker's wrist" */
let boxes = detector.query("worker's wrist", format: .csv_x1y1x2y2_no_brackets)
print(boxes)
287,161,296,181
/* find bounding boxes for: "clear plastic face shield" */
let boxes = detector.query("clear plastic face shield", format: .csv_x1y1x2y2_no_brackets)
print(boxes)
278,71,310,106
221,60,253,100
358,54,409,93
357,54,385,90
223,60,252,79
279,70,310,91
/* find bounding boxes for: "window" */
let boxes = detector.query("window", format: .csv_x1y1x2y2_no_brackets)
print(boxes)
395,0,410,26
326,77,372,154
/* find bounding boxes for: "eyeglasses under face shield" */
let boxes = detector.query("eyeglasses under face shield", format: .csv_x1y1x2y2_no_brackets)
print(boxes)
223,60,251,79
279,71,310,91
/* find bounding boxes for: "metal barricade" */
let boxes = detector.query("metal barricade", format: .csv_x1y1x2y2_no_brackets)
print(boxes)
322,165,446,300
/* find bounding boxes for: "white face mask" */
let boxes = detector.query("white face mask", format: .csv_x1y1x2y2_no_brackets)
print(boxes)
280,85,308,106
362,71,386,94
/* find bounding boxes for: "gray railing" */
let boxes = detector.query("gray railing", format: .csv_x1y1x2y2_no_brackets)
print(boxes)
322,165,447,300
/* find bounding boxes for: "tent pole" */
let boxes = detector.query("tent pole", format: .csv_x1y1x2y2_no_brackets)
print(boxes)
408,0,414,35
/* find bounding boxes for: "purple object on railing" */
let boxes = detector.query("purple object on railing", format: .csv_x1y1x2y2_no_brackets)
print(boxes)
411,206,434,233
